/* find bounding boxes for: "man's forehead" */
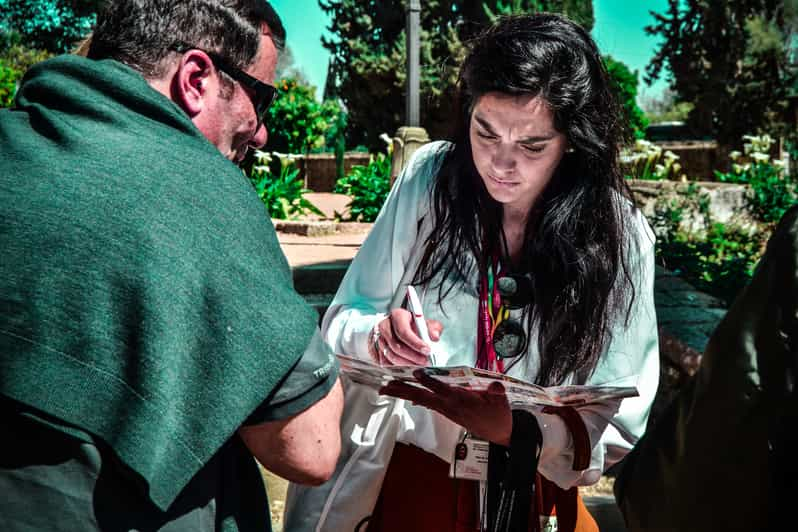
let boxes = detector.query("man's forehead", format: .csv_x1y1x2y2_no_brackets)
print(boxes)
250,32,278,84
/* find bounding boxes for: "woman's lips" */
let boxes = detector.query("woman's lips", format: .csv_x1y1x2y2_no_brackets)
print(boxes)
488,174,518,186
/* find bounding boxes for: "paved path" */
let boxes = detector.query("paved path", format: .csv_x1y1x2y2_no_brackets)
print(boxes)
278,230,367,268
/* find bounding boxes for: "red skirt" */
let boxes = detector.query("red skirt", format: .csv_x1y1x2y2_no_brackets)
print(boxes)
365,443,598,532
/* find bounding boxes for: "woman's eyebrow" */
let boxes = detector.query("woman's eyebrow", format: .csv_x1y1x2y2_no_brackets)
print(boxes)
473,115,498,134
519,133,556,143
474,114,556,143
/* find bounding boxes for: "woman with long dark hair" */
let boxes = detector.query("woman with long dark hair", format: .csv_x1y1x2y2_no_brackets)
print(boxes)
286,13,659,532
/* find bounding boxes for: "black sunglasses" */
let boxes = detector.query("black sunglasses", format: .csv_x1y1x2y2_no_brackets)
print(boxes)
493,273,534,359
170,42,277,129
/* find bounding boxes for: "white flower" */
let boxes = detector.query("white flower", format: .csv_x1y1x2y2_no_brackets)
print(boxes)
271,151,300,167
663,150,679,162
379,133,394,155
729,150,742,161
254,149,273,164
751,152,770,163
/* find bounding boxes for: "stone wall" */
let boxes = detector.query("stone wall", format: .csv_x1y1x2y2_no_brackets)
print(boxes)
654,140,729,180
628,178,760,233
296,152,372,192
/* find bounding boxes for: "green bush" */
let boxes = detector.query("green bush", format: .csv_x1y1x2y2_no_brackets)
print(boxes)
714,134,796,224
604,55,648,140
266,77,345,155
656,219,765,306
0,44,52,72
621,139,685,180
0,44,54,107
0,0,99,53
0,62,21,107
650,182,766,306
335,140,392,222
650,133,798,305
248,151,323,220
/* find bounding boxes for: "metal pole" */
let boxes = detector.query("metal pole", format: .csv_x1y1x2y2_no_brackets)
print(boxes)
406,0,421,127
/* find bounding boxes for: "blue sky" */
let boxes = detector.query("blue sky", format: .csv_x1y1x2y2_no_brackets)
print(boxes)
269,0,671,103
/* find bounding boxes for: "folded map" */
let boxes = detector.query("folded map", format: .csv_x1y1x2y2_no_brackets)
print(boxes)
337,354,639,408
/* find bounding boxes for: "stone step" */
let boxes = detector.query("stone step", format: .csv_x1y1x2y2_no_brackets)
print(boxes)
292,262,349,295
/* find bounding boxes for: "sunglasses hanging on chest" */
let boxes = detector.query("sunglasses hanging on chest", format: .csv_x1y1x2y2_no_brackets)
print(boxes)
476,248,534,373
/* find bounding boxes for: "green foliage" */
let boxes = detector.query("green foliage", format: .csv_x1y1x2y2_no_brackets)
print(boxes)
621,139,684,180
0,62,21,107
266,77,345,155
656,219,765,306
0,0,100,53
483,0,594,29
334,142,393,222
652,187,766,306
0,43,53,108
646,104,693,125
603,55,648,139
320,0,594,150
646,1,797,145
0,44,52,72
248,151,323,220
713,134,796,224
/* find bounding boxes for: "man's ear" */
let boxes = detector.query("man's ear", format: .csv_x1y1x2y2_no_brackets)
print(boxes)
171,50,216,119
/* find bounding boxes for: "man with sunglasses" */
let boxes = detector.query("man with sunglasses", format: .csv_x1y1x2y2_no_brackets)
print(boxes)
0,1,342,531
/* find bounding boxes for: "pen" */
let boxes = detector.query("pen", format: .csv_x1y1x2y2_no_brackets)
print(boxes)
406,285,438,366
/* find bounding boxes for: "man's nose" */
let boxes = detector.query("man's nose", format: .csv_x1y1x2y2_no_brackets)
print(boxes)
250,123,268,149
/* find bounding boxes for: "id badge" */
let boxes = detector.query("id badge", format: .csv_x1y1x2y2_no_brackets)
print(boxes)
449,434,489,481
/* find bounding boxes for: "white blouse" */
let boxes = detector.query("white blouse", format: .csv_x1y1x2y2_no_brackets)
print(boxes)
321,140,660,488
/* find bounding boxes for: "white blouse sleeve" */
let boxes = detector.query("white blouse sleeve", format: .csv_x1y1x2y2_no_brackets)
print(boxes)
537,208,660,488
321,141,450,359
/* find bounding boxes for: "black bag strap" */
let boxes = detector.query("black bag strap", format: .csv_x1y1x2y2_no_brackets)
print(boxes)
485,409,543,532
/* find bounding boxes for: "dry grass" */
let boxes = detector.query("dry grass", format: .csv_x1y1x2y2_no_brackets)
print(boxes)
580,474,615,497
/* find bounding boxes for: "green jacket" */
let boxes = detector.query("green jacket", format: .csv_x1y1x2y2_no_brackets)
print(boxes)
615,205,798,531
0,55,329,514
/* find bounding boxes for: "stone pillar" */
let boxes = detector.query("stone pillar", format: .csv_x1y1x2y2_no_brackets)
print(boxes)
390,126,430,185
389,0,430,185
406,0,421,127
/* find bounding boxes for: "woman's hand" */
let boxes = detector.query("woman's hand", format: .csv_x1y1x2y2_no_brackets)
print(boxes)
380,369,513,446
370,308,443,366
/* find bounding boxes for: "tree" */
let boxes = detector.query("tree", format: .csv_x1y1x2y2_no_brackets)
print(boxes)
320,0,594,149
640,88,694,124
275,45,310,86
603,55,648,139
0,0,100,54
646,0,797,146
266,77,345,154
484,0,593,29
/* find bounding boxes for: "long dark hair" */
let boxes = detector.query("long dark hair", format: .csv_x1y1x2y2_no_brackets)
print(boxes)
415,13,636,386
